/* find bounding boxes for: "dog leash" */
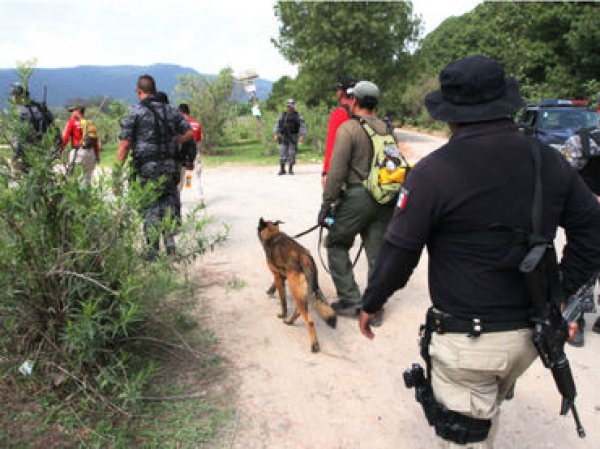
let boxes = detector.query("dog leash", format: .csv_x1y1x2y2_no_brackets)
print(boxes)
292,223,320,239
316,225,364,275
292,223,363,274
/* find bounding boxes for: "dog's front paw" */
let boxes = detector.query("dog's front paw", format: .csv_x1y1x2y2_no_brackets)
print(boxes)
311,342,320,353
278,312,287,319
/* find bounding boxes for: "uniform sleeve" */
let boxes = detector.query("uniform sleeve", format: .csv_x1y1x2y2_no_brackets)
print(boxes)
323,108,347,175
195,120,202,142
174,112,192,135
118,111,136,141
61,119,74,150
361,241,422,313
385,164,445,251
272,115,281,135
298,114,307,137
322,124,353,205
562,134,587,171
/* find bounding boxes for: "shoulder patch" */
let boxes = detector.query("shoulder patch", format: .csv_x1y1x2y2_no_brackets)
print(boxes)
397,187,409,210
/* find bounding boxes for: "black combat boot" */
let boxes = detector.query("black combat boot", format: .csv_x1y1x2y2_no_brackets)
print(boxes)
144,238,160,263
288,163,294,175
164,234,176,256
278,163,286,175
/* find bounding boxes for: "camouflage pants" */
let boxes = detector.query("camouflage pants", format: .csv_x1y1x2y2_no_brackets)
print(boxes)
279,140,298,165
142,185,181,255
579,274,598,314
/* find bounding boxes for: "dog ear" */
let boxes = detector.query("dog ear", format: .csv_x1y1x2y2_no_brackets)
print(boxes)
258,218,266,230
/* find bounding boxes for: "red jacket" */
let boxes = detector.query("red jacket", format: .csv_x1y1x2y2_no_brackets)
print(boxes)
184,115,202,142
323,103,351,175
61,117,100,159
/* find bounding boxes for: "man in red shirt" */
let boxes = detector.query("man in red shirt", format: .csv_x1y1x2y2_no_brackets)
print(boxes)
60,104,100,185
177,104,203,202
322,76,356,189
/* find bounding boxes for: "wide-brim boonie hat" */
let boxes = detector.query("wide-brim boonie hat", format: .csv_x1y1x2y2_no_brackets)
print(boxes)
68,104,85,112
425,55,524,123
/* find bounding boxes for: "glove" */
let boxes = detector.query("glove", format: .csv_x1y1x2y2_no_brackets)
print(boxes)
317,203,333,228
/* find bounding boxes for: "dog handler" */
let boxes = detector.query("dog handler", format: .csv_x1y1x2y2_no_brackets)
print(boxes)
358,55,600,447
319,81,394,326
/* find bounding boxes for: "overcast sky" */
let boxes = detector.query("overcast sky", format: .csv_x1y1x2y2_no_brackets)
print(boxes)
0,0,482,81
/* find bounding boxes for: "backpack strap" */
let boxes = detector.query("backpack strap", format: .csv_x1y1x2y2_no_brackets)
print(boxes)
141,98,174,146
350,117,408,181
349,117,375,181
341,104,351,118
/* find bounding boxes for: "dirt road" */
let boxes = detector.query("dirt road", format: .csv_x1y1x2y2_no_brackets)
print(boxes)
182,130,599,448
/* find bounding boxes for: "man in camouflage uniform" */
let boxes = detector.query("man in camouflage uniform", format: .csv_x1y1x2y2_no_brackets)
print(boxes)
117,74,194,260
10,82,55,173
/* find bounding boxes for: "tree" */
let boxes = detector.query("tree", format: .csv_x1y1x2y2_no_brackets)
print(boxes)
175,68,237,154
414,2,600,101
265,75,295,112
272,1,421,113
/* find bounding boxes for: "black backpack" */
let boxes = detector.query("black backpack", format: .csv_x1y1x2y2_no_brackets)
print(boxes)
23,102,54,134
177,139,198,164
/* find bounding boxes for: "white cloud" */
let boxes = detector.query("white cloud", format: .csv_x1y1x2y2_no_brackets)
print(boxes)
413,0,483,35
0,0,482,81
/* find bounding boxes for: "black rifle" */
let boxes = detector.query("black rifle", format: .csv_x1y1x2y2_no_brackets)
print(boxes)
521,244,586,438
520,138,585,439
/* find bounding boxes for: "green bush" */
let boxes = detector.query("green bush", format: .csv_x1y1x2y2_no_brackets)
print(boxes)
0,116,227,423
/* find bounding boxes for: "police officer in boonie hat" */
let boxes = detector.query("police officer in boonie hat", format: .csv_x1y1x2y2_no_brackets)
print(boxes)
358,55,600,446
424,54,523,123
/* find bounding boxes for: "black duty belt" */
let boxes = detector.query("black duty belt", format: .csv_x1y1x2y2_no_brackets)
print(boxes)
426,307,531,338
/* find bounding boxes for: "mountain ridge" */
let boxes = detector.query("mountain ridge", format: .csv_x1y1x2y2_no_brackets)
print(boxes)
0,63,273,109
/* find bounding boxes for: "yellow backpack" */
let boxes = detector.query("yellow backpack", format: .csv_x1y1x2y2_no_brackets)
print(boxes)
80,118,98,149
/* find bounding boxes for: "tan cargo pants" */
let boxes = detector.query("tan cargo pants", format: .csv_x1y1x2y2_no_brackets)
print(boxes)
68,147,96,185
429,329,538,448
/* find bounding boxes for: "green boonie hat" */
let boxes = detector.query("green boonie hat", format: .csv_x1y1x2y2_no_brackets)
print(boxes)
347,81,380,100
68,104,85,112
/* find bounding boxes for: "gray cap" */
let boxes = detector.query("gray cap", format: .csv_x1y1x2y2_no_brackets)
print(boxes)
347,81,380,100
286,98,295,106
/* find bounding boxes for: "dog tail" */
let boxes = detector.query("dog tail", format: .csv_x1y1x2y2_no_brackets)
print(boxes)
302,254,337,329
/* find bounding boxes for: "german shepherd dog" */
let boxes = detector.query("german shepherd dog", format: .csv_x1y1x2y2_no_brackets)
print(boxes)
257,218,336,352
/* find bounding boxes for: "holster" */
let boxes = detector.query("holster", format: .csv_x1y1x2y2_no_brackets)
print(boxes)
405,311,492,444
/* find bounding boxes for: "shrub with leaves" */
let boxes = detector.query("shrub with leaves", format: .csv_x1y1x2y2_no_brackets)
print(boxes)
0,91,227,415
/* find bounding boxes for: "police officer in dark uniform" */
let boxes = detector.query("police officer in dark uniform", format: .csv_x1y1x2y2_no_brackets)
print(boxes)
117,74,194,261
272,99,307,175
357,56,600,447
563,121,600,342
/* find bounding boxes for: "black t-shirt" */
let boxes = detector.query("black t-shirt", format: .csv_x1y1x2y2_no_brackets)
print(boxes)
383,120,600,322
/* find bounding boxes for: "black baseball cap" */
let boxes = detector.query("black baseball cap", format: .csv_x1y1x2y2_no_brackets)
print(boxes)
334,76,356,91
